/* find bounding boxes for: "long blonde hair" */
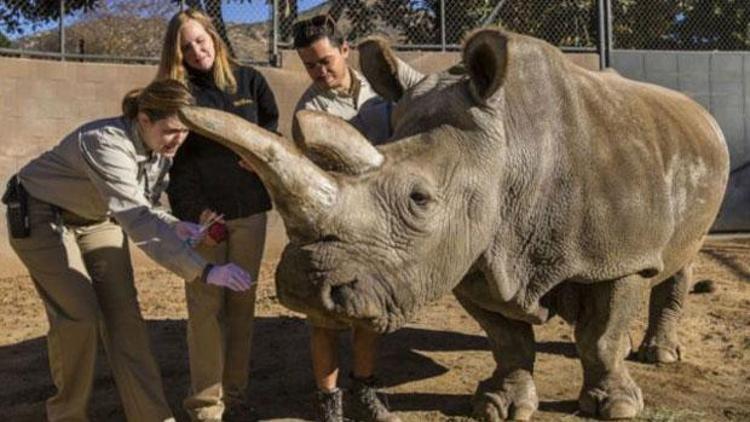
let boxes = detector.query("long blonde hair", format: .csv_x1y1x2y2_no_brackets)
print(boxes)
157,9,237,93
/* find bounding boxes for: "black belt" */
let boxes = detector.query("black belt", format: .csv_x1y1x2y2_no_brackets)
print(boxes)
27,195,110,227
58,208,110,227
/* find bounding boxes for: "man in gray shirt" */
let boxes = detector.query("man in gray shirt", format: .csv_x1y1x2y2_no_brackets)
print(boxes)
293,15,422,422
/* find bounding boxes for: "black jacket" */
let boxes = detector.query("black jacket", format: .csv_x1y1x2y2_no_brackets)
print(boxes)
167,65,279,222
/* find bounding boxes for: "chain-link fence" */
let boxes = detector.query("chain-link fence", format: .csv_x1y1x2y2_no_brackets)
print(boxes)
1,1,748,65
277,0,598,50
0,0,273,63
611,0,750,50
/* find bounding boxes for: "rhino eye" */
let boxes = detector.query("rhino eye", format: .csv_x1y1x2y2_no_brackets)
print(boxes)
409,190,432,207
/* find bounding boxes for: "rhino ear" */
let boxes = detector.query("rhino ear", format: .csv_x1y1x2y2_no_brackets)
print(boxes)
293,110,384,175
463,29,509,104
359,37,423,101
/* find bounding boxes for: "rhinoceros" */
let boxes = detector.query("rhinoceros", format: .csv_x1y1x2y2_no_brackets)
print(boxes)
178,28,729,421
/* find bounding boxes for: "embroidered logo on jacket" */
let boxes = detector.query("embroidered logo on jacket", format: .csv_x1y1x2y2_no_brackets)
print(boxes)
233,98,254,107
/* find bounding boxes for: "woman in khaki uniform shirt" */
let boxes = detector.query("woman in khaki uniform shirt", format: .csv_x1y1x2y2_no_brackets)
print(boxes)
4,79,253,422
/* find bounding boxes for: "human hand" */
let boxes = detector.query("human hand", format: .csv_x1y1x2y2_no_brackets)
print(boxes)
174,221,205,247
205,263,254,291
198,209,225,247
199,209,225,225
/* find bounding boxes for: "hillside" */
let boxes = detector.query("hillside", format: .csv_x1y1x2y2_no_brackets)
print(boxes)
7,1,387,63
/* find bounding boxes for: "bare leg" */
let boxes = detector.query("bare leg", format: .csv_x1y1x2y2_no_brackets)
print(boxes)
352,327,379,379
455,284,537,422
311,326,340,391
575,276,646,419
637,265,691,363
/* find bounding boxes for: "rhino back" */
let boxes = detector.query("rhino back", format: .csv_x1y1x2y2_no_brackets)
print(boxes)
474,34,728,316
560,65,729,281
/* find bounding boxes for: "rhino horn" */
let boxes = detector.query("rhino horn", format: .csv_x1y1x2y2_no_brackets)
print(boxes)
293,110,384,175
178,106,338,238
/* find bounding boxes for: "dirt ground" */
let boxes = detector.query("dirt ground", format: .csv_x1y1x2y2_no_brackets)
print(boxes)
0,236,748,422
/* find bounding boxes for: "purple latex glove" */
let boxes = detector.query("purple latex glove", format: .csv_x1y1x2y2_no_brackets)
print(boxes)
174,221,205,247
206,263,253,291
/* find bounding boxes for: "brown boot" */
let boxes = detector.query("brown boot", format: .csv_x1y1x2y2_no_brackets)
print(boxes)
315,388,344,422
346,375,401,422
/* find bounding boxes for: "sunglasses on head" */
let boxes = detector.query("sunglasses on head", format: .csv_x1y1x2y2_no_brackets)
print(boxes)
293,14,336,37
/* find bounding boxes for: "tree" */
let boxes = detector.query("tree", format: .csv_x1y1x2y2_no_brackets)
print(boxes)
492,0,597,47
182,0,237,57
14,0,176,57
279,0,298,44
373,1,438,45
0,0,99,35
0,31,10,48
674,0,750,50
611,0,684,49
328,0,378,41
1,0,268,59
371,0,748,50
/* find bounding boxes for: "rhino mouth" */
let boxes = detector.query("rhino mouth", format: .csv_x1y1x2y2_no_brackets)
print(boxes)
276,245,406,333
323,276,408,333
275,245,407,333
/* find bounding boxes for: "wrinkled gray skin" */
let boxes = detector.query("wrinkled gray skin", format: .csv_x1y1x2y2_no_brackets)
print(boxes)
179,29,729,421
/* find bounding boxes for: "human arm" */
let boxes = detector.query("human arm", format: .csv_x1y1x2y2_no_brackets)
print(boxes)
78,130,207,280
172,204,227,247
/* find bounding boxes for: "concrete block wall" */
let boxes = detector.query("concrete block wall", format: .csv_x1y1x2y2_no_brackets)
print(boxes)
611,51,750,231
0,60,155,183
611,51,749,170
0,60,157,275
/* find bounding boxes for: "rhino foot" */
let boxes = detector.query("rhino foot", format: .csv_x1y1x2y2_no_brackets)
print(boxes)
472,370,538,421
637,339,682,364
579,375,644,420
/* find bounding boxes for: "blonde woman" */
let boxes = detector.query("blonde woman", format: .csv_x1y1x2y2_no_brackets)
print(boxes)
4,79,253,421
157,9,279,421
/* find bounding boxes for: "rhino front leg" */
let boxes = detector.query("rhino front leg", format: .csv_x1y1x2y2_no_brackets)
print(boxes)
637,264,691,363
454,290,538,421
575,276,647,420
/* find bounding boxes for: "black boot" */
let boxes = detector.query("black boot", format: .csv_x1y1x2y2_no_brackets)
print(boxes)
315,387,344,422
346,375,401,422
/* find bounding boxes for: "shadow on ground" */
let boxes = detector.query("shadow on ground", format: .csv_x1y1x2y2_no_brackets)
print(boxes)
0,317,494,421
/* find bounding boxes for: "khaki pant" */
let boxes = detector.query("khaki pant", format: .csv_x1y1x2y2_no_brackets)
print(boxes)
9,196,173,422
183,213,267,421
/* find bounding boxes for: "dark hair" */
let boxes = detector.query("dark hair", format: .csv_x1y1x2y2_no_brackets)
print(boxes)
122,79,195,121
292,14,344,49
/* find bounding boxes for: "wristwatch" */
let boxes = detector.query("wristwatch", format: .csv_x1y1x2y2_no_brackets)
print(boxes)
200,263,215,283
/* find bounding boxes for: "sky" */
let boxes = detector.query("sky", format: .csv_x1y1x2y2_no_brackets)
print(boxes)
5,0,329,41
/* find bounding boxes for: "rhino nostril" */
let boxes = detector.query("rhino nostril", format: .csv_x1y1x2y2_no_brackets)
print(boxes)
328,279,360,311
330,283,345,304
330,278,356,297
319,234,341,243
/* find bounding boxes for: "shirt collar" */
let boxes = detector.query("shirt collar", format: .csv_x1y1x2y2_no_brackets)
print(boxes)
313,68,366,107
125,117,153,164
186,65,215,88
